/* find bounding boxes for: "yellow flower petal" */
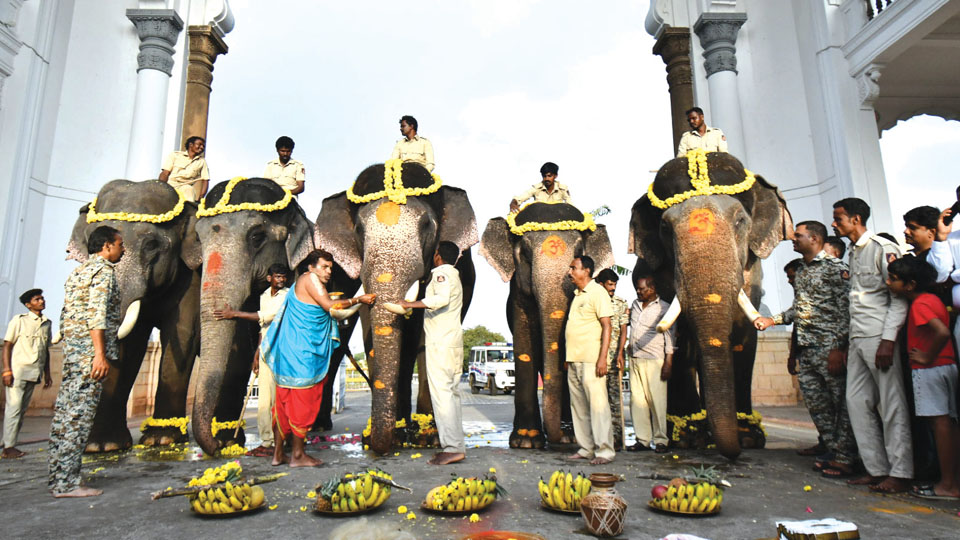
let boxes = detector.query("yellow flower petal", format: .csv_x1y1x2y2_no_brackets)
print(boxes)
398,505,408,514
406,511,416,520
469,513,480,523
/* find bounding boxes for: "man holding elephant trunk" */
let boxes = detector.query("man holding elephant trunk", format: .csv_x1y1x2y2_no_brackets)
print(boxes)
565,255,616,465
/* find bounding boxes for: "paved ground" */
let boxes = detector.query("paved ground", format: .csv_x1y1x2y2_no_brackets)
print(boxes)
2,385,959,539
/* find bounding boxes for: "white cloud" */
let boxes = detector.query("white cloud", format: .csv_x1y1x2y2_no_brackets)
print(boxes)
466,0,542,36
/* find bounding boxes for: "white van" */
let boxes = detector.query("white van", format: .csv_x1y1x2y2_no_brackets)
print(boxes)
468,342,515,395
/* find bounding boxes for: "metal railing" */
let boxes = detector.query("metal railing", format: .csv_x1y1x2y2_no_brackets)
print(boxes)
866,0,898,20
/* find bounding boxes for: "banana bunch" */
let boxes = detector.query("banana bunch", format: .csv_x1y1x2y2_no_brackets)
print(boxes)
425,474,502,512
187,461,241,487
189,481,265,514
314,469,393,513
652,481,722,514
538,470,591,511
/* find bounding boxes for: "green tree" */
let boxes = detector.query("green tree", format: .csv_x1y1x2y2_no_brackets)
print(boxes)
462,325,507,370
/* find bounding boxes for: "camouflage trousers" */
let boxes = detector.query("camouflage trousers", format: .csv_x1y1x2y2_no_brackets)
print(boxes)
606,366,624,450
48,357,102,494
796,345,857,465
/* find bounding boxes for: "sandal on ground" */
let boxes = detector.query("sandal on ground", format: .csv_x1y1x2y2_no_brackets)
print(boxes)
627,443,650,452
911,485,960,500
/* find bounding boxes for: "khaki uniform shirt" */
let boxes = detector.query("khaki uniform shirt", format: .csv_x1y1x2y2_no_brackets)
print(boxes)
3,312,51,382
161,151,210,202
848,231,907,341
263,159,305,192
258,287,288,338
390,135,435,172
676,126,728,157
513,183,572,206
421,264,463,348
566,280,614,363
628,297,675,359
60,254,121,361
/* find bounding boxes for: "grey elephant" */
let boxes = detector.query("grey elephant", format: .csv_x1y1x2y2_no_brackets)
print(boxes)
317,162,478,455
192,177,315,455
629,150,793,459
479,202,614,449
66,180,202,452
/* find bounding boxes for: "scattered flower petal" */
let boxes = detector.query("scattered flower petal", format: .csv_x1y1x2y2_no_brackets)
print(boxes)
269,504,278,510
672,455,679,459
489,467,496,473
803,485,812,492
398,505,408,514
469,513,480,522
805,506,813,513
307,491,316,498
406,511,416,520
300,506,307,512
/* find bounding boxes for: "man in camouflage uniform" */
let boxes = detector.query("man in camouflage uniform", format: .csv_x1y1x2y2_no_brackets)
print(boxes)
755,221,857,476
48,226,123,498
595,269,629,450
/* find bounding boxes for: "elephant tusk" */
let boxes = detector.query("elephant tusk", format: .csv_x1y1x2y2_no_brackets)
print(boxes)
656,296,682,333
738,290,761,322
404,281,420,302
382,302,410,316
330,302,362,320
117,300,141,340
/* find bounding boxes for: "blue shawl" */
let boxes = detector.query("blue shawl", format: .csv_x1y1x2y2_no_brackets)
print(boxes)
260,288,339,388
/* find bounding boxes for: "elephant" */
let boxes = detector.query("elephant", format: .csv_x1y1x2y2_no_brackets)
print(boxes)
192,177,315,455
317,162,478,455
628,150,793,459
479,202,614,449
66,180,203,452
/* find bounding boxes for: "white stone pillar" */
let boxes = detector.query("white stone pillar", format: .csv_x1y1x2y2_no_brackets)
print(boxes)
693,12,748,162
125,9,183,180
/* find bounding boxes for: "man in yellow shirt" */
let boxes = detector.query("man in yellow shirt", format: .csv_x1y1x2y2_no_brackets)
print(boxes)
565,255,615,465
263,136,305,196
159,136,210,202
509,162,572,213
676,107,728,157
390,115,434,172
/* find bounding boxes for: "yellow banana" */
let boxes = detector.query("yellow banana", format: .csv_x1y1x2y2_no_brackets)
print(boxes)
337,483,345,498
369,482,380,507
456,498,465,512
357,493,367,510
666,485,677,499
198,490,207,503
574,475,582,495
362,475,373,500
192,499,204,513
698,497,710,513
689,496,699,513
582,479,591,496
549,470,560,492
677,484,686,499
203,500,213,513
679,497,689,512
464,496,473,511
344,482,356,501
242,483,252,497
339,498,349,513
347,497,358,512
375,486,390,507
669,498,678,512
552,487,564,509
706,497,718,512
229,495,243,510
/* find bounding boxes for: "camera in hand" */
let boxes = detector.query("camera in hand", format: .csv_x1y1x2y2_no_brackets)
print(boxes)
945,186,960,226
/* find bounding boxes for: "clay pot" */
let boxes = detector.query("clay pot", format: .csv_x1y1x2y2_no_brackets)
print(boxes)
579,473,627,537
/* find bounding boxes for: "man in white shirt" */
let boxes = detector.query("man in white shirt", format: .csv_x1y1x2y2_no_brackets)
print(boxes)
3,288,52,458
390,115,435,172
263,136,305,196
676,107,728,157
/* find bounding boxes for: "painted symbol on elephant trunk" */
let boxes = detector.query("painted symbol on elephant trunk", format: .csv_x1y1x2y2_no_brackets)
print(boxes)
688,209,715,236
540,235,567,258
518,354,531,362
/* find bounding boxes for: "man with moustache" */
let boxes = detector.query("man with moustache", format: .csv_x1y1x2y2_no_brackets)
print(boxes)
676,107,728,157
509,162,572,213
263,136,305,196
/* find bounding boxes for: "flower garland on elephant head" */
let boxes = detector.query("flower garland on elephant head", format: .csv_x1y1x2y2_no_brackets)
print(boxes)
505,201,597,236
646,148,756,210
196,176,293,217
346,159,443,205
86,188,187,224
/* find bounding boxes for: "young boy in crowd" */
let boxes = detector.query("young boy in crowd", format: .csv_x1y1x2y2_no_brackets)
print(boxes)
886,255,960,500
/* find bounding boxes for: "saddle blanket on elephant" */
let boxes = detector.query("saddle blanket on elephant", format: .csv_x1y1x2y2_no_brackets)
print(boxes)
260,289,339,389
273,381,325,439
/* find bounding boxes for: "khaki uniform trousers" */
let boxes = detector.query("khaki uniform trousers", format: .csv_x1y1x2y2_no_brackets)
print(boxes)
568,362,615,460
426,343,465,454
257,358,276,447
629,356,668,447
3,378,38,448
846,336,913,479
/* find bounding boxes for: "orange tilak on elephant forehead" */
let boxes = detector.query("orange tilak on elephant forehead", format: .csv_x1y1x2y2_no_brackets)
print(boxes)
688,209,715,236
518,354,531,362
540,235,567,258
375,326,393,336
704,293,722,304
374,380,385,389
549,310,565,319
377,272,393,283
375,201,401,226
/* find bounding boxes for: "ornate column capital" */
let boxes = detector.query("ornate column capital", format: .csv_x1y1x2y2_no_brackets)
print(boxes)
186,25,228,90
855,63,884,107
126,9,184,76
653,27,693,87
693,12,747,77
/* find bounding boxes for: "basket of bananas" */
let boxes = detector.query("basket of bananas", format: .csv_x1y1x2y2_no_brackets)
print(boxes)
314,469,398,515
184,462,267,517
422,473,505,514
538,470,591,513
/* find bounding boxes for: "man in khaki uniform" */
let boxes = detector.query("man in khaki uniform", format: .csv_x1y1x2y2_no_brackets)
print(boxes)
390,115,434,172
159,136,210,202
832,197,912,494
676,107,728,157
263,136,305,196
509,162,572,213
400,241,464,465
2,288,52,458
565,255,615,465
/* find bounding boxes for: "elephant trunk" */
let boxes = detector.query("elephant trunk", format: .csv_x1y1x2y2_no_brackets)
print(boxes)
538,297,568,443
367,301,405,455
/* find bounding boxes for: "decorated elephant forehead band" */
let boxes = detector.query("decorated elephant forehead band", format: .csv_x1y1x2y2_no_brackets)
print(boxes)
86,188,187,224
197,176,293,217
505,201,597,236
346,158,443,205
647,148,756,210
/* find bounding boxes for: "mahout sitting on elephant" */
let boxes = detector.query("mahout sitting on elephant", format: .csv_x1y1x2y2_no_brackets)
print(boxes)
479,202,614,449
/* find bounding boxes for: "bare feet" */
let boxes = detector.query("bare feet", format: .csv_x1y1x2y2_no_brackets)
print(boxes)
428,452,465,465
1,447,26,458
53,486,103,498
271,449,289,467
567,453,588,461
869,476,910,494
288,453,322,468
590,457,612,465
847,475,884,486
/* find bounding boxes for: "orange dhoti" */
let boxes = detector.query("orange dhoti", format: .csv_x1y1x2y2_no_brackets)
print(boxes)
273,380,325,439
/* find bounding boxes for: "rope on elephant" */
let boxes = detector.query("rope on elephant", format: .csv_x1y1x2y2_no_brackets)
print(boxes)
505,201,596,236
646,148,756,210
346,159,442,205
86,188,186,224
197,176,293,217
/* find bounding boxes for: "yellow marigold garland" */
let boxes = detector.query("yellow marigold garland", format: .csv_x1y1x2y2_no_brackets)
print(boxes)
197,176,293,217
346,159,443,205
666,408,765,442
86,189,187,224
505,201,597,236
210,417,246,437
140,416,189,435
647,148,756,210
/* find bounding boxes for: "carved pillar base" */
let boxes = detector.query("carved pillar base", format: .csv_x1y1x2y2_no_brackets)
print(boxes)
653,27,694,155
181,25,228,146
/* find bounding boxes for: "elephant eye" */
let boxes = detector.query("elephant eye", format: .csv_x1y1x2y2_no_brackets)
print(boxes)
248,228,268,251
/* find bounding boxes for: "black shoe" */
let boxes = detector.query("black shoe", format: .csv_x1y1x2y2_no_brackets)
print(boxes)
654,444,669,453
627,442,651,452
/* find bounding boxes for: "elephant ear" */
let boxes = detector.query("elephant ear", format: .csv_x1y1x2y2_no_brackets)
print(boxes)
438,186,479,251
584,224,615,271
628,194,666,270
285,201,316,270
179,202,202,270
479,217,515,282
317,192,363,280
747,174,794,259
66,203,92,263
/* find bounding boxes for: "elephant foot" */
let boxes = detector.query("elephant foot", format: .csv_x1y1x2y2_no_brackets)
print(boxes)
139,427,188,447
313,417,333,432
215,428,245,449
83,427,133,454
508,428,545,449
